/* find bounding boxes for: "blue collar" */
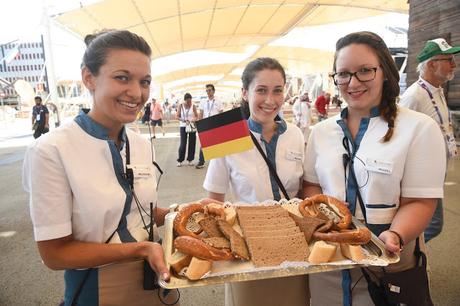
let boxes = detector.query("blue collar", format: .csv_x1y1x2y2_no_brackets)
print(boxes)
339,106,380,120
247,117,287,137
74,110,127,146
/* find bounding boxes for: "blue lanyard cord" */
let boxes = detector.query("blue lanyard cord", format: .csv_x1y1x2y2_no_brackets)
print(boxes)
417,80,452,133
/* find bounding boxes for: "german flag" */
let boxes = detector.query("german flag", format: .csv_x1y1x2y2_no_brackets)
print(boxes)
196,107,253,161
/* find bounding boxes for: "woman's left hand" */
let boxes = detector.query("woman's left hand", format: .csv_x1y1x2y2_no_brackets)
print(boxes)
379,230,402,254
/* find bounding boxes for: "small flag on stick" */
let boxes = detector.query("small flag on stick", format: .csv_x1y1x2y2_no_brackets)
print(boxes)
196,107,253,161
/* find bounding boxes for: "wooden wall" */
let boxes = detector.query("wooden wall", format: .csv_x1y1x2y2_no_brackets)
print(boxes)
407,0,460,109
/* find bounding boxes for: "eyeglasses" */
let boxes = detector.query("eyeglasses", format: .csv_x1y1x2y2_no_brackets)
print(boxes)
331,67,378,86
206,89,213,92
431,57,456,64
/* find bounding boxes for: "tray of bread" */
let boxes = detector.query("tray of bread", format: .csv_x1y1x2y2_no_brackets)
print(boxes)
159,195,399,289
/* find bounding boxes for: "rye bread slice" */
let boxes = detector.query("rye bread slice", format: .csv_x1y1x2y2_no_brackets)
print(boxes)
202,237,231,249
198,216,224,237
242,223,298,232
238,217,296,228
243,227,300,238
288,212,328,243
217,219,250,260
246,233,309,267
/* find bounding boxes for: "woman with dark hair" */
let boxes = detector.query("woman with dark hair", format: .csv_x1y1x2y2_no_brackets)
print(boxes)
176,92,198,166
302,31,445,305
23,30,178,305
203,57,308,306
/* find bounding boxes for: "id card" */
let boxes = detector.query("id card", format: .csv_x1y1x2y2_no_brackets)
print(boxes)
285,149,303,161
446,131,458,159
365,158,393,175
127,164,153,179
36,114,41,121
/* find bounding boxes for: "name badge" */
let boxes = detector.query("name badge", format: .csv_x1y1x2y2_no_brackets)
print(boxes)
36,114,41,121
285,150,303,161
127,164,153,179
365,158,393,175
445,131,458,159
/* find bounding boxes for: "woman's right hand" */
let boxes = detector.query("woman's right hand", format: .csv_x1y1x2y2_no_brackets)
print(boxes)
143,241,170,282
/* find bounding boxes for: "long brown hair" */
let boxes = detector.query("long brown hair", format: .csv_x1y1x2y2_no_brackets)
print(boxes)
334,31,399,142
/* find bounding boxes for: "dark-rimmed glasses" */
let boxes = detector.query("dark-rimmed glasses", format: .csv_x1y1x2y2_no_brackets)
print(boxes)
331,67,378,86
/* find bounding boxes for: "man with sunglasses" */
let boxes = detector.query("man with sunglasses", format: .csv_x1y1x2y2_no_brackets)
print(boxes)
400,38,460,243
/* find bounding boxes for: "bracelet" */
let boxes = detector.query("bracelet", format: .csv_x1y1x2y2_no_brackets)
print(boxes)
388,230,404,248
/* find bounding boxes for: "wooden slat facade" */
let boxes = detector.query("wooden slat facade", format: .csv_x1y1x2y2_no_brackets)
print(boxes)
407,0,460,109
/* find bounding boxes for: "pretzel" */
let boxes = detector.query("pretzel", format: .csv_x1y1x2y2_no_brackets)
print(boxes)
299,194,352,230
312,228,371,245
173,203,225,238
174,236,234,261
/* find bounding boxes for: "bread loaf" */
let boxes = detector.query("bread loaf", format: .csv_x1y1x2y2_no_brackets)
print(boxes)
224,207,237,225
169,251,192,274
184,257,213,280
340,243,366,262
308,241,337,264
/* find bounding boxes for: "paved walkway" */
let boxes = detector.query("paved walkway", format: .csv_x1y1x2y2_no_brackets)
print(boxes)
0,119,459,305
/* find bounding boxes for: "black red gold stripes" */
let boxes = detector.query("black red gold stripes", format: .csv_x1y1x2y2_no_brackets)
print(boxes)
196,107,253,160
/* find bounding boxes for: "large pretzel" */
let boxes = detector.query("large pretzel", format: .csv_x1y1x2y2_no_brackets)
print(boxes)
173,203,225,238
312,228,371,245
174,236,234,261
299,194,352,230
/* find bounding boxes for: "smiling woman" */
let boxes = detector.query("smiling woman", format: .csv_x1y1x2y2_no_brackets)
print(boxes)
22,30,179,306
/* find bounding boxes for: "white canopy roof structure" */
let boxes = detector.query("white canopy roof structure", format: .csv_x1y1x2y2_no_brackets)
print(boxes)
51,0,409,97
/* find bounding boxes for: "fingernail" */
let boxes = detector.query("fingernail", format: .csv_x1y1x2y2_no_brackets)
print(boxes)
162,272,169,281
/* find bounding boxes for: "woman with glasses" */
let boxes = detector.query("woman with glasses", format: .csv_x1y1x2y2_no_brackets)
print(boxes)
302,31,446,305
23,30,178,306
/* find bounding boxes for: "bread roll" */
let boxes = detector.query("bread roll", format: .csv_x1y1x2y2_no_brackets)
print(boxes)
340,243,366,262
224,207,237,225
169,251,192,274
184,257,213,280
308,241,337,264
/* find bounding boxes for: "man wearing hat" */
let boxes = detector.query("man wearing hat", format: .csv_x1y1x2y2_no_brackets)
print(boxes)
400,38,460,242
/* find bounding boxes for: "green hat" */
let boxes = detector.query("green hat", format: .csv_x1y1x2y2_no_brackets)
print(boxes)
417,38,460,62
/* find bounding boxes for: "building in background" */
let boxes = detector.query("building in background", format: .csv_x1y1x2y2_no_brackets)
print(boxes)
0,36,48,105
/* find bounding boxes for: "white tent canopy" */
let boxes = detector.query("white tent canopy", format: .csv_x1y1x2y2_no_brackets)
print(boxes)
52,0,408,96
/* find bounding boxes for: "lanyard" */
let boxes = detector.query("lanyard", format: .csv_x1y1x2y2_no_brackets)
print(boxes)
182,105,191,121
207,99,215,117
417,80,452,133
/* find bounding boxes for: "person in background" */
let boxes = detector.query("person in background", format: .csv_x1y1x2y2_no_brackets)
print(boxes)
23,30,177,306
314,92,330,121
176,92,198,167
399,38,459,242
302,31,445,306
203,57,308,306
292,92,312,143
141,100,151,124
196,84,223,169
149,98,165,139
163,100,171,123
32,96,49,138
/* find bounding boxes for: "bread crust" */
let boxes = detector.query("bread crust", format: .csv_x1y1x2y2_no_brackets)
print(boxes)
174,236,234,261
312,228,371,245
